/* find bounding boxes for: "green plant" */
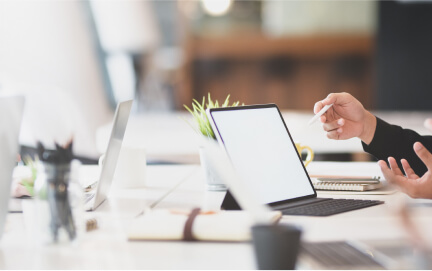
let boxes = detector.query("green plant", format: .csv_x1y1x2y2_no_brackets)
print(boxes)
21,155,39,196
184,93,241,139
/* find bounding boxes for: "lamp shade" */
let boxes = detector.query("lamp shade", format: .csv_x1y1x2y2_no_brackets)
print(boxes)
90,0,160,54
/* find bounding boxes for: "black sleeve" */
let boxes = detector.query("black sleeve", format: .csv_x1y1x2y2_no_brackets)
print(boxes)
362,117,432,176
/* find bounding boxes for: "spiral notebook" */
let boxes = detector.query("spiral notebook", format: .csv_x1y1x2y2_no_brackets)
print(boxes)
312,180,383,192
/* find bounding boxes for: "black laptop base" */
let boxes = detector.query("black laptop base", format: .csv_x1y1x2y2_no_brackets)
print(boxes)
221,190,384,217
278,198,384,216
221,190,242,210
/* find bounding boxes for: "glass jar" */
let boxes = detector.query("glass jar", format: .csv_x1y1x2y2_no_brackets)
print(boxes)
33,160,83,245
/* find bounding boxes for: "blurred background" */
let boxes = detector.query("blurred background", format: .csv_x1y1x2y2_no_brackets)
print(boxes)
1,0,432,162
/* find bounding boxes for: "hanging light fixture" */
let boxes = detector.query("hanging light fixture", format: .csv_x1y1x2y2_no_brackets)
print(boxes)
201,0,233,16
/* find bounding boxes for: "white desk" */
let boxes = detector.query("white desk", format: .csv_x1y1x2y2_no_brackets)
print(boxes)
2,162,432,269
97,111,432,163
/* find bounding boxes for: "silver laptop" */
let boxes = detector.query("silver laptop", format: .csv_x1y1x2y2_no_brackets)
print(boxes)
85,100,132,211
0,95,25,240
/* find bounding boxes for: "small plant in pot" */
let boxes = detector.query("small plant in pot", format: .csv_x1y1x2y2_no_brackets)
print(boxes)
184,93,242,190
184,93,241,140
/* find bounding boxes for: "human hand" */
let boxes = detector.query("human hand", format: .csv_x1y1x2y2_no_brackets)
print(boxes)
378,142,432,199
11,182,32,198
313,92,376,144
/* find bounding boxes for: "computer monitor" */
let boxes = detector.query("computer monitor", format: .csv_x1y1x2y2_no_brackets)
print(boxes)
0,95,25,240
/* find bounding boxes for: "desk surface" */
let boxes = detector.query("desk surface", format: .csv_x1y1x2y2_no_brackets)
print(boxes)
97,110,432,163
2,162,432,269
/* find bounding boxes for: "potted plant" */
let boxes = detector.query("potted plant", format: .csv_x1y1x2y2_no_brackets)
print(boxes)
184,93,242,190
11,155,39,198
184,93,241,140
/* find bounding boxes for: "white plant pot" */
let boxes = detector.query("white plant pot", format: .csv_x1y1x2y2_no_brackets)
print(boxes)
199,146,227,191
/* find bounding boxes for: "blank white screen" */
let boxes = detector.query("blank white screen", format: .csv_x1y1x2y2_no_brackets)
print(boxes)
211,107,315,204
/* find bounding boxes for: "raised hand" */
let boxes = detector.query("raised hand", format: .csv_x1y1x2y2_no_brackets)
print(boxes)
378,142,432,199
313,92,376,144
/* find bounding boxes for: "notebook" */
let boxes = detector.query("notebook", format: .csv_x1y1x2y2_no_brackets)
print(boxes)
311,179,383,191
127,209,281,242
206,104,383,216
0,95,25,240
84,100,132,211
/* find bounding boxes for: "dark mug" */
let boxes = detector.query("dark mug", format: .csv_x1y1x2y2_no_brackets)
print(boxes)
251,224,302,270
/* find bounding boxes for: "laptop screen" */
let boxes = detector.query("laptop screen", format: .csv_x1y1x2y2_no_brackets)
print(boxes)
208,104,316,205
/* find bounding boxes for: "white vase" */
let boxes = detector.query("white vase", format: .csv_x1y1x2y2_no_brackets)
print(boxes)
199,146,227,191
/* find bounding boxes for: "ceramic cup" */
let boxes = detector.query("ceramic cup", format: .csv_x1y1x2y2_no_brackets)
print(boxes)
252,224,302,270
295,143,314,167
99,145,147,188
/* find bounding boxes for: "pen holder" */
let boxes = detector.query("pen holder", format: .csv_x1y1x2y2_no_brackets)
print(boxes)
32,160,84,245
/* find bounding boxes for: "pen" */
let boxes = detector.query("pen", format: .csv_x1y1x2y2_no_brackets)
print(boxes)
308,104,333,125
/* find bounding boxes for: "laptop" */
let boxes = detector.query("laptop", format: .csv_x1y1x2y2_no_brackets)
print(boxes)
0,95,25,240
206,104,383,216
84,100,132,211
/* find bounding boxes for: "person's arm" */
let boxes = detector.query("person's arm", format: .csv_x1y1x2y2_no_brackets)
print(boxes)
314,93,432,175
314,93,432,199
363,117,432,176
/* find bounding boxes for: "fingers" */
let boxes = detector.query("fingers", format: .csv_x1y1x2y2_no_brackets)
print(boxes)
379,159,420,198
378,160,394,181
314,92,351,113
414,142,432,171
322,118,344,139
379,158,405,183
401,159,420,179
314,92,355,120
322,118,344,132
313,101,324,114
320,115,326,123
387,157,404,176
322,93,337,105
326,129,342,140
314,101,335,122
379,159,407,188
323,92,353,106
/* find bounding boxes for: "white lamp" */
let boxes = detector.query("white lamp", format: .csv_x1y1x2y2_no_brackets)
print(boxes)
90,1,160,54
89,1,161,103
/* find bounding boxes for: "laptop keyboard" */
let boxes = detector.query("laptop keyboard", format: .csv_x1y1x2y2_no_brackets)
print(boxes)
84,193,95,204
301,241,385,269
282,199,383,216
